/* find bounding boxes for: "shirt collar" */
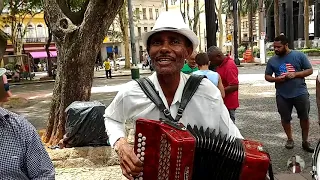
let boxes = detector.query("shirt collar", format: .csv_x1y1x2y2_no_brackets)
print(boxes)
149,72,187,108
0,108,9,121
219,56,230,67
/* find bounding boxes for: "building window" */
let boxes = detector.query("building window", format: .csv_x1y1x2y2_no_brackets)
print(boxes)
135,8,140,20
26,24,36,38
143,8,147,19
3,24,11,35
138,27,141,36
155,9,159,19
36,24,45,38
144,27,148,32
149,8,153,19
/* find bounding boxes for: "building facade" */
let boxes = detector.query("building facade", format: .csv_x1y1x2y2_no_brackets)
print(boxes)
100,0,164,62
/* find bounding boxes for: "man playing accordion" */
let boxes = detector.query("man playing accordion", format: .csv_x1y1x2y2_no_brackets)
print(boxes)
104,11,243,180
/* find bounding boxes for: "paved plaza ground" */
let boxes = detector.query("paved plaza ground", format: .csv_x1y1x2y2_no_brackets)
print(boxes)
6,65,320,180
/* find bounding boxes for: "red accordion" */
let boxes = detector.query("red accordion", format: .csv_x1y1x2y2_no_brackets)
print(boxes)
133,118,273,180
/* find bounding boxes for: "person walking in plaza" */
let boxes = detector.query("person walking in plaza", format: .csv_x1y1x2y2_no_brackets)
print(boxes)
265,35,314,153
104,58,112,79
192,52,225,98
207,46,239,123
0,68,55,179
181,51,198,74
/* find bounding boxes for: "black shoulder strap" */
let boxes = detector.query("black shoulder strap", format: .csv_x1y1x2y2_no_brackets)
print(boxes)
175,75,205,122
135,77,175,122
135,75,205,122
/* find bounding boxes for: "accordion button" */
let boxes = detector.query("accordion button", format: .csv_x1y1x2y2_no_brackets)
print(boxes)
137,148,141,153
142,142,146,146
138,143,142,147
137,154,141,158
141,152,145,156
138,133,142,137
139,177,143,180
141,147,145,151
138,138,142,142
142,136,146,141
140,157,144,161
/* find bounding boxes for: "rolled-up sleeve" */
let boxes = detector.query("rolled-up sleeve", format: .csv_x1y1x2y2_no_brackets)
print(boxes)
104,91,127,147
24,120,55,180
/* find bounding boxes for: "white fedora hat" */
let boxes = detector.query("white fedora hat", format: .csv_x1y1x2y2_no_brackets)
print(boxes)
142,11,199,51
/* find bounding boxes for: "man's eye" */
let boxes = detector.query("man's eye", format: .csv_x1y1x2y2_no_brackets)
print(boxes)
151,41,161,45
171,39,181,44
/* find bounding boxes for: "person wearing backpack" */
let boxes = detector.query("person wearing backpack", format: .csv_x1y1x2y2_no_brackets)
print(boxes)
104,11,243,179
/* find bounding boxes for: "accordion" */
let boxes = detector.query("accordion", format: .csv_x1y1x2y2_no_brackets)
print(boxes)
133,118,273,180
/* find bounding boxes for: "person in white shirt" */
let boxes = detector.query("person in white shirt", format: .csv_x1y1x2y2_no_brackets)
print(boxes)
104,11,243,180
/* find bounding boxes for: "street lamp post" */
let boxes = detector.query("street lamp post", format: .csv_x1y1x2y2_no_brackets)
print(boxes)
127,0,140,79
232,0,240,65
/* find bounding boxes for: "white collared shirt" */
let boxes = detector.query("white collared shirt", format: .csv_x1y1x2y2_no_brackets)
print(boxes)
104,72,243,147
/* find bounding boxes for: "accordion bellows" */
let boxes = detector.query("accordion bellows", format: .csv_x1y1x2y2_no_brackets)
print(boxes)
134,118,271,180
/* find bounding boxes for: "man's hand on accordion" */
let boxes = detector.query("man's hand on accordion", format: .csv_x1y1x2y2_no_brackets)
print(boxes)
115,138,143,179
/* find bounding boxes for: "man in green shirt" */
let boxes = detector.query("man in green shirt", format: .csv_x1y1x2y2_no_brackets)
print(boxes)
181,51,198,74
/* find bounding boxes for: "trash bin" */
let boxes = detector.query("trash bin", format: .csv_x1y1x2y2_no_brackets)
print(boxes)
131,65,140,79
62,101,109,147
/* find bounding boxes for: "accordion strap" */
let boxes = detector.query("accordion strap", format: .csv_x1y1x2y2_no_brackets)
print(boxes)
135,75,205,122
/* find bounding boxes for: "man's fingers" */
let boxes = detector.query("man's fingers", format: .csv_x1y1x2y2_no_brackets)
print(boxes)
123,153,142,176
120,163,133,180
130,150,144,167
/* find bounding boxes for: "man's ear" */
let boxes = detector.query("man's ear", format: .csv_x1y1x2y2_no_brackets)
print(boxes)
184,47,193,60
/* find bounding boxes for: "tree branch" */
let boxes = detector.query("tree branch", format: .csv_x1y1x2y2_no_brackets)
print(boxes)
44,0,78,39
79,0,124,43
57,0,89,26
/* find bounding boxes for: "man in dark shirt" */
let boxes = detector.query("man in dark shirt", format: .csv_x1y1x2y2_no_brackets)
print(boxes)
265,35,314,153
0,68,55,179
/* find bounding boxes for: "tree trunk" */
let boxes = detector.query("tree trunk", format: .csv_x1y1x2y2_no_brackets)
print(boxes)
165,0,168,11
44,12,53,77
192,0,199,35
43,0,124,145
119,0,130,69
274,0,280,36
183,0,186,22
0,30,7,60
217,0,223,49
304,0,310,48
238,0,242,44
249,0,254,56
186,0,192,29
0,0,4,13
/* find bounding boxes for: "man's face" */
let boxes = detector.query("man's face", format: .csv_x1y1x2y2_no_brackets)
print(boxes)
187,53,197,68
209,52,223,66
274,41,287,56
148,31,192,75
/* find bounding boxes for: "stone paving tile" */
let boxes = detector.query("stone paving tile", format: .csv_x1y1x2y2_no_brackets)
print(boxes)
274,173,308,180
